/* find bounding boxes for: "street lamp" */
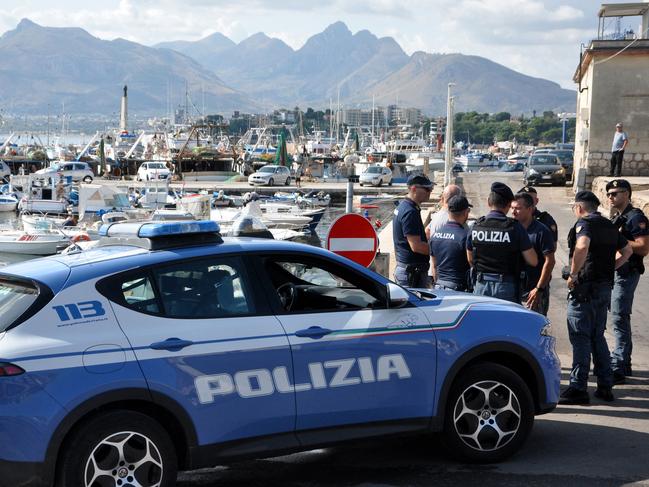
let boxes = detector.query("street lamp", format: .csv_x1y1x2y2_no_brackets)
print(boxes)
444,83,456,186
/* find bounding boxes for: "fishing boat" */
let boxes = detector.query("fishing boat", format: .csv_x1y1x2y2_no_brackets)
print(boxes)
0,195,18,212
0,230,74,255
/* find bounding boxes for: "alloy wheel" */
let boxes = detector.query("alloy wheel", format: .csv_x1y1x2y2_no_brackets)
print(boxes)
83,430,163,487
452,380,521,452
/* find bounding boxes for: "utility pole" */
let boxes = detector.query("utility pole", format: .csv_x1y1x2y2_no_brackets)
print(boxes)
444,83,456,186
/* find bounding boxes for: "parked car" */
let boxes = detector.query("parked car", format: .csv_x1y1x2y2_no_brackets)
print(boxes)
248,165,291,186
499,162,525,172
0,220,560,486
524,154,566,186
34,161,94,182
137,161,171,181
359,165,392,186
547,149,574,181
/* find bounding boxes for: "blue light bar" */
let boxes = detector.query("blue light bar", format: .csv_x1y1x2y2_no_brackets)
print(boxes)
99,220,220,238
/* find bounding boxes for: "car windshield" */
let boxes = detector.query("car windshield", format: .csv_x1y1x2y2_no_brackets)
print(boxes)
49,164,61,171
259,166,276,173
365,167,382,174
147,163,166,169
550,151,573,163
530,155,559,166
0,278,39,332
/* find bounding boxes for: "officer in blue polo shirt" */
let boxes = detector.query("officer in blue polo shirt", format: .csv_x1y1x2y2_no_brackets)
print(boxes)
393,174,434,287
467,182,538,302
518,185,558,244
430,195,472,291
511,192,555,315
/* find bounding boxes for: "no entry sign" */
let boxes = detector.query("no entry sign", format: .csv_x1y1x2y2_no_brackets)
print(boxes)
326,213,378,267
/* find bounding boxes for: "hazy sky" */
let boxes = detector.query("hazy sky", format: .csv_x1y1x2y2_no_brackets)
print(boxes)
0,0,638,89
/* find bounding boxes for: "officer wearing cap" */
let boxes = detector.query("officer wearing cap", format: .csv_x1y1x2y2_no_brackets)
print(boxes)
560,190,632,405
393,174,433,287
511,192,555,315
429,195,472,292
467,182,538,302
518,185,558,244
606,179,649,383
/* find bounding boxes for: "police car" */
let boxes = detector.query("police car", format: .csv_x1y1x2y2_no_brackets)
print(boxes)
0,221,560,487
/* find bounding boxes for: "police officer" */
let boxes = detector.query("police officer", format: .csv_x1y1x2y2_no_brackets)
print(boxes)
430,195,472,291
467,182,538,302
518,185,558,244
606,179,649,383
511,192,555,315
393,174,434,287
560,191,632,405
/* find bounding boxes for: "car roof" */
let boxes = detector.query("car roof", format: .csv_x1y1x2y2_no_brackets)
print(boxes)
0,237,373,290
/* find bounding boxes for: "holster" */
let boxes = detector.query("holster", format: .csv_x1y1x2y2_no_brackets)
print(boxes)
568,281,591,303
406,264,428,287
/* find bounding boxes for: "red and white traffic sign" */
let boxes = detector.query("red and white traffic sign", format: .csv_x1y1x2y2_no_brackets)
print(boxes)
326,213,378,267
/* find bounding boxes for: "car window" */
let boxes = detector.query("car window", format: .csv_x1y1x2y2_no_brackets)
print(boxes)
264,255,384,313
0,278,39,332
530,155,559,166
121,275,160,314
154,257,254,318
366,167,381,174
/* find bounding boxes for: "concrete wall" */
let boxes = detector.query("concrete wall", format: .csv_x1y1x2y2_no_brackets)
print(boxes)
574,48,649,190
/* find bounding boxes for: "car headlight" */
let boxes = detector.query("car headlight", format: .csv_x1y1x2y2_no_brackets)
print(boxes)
528,168,538,175
540,321,553,336
555,167,565,175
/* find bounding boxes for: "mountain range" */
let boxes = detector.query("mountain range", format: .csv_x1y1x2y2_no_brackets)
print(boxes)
0,19,576,116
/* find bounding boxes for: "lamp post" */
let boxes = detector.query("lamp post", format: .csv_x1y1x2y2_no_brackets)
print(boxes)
444,83,456,186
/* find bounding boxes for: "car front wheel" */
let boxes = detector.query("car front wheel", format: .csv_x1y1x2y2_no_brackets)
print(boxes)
268,178,274,186
56,410,177,487
82,176,93,183
442,363,534,463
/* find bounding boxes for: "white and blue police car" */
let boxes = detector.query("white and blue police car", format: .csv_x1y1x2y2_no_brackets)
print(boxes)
0,220,560,487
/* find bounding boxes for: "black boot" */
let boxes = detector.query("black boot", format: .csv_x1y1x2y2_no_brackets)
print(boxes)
594,387,614,402
559,386,590,405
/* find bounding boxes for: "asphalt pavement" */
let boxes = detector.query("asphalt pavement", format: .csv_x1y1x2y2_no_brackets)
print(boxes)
178,171,649,486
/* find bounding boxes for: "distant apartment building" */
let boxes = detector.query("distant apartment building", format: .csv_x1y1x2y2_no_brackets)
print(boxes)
387,105,422,126
338,107,387,127
573,2,649,189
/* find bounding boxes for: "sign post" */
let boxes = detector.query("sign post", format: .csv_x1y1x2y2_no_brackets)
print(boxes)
326,213,378,267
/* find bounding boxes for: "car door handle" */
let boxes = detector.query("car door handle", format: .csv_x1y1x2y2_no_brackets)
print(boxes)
295,327,333,339
149,338,194,351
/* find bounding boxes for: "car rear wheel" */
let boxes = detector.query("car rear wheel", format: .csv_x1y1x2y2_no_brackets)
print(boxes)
441,363,534,463
83,176,93,183
57,410,177,487
268,178,274,186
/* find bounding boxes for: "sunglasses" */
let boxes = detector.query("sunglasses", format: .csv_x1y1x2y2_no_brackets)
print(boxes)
607,191,627,197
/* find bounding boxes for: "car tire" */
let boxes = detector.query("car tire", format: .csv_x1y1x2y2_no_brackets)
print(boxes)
441,363,534,463
378,179,383,187
268,178,274,186
359,183,364,187
82,176,93,183
388,180,392,186
56,410,177,487
285,177,291,186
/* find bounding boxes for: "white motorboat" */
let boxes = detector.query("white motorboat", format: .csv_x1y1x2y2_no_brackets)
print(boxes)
0,230,74,255
0,195,18,212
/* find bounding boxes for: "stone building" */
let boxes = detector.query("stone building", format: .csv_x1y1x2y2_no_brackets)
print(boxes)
573,2,649,190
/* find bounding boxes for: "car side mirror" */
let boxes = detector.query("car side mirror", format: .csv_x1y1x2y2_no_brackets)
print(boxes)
386,282,410,308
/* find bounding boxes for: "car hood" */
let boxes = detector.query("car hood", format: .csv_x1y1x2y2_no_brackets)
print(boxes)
528,165,562,171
